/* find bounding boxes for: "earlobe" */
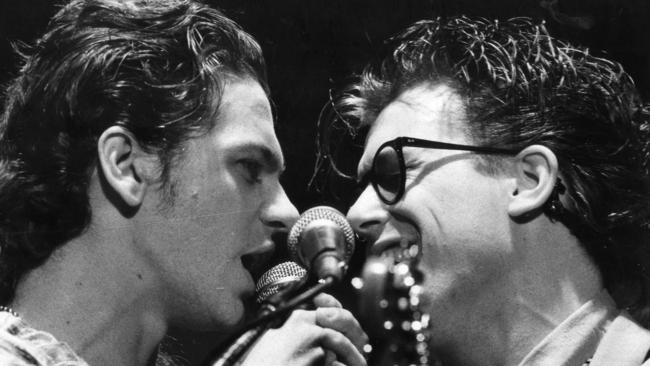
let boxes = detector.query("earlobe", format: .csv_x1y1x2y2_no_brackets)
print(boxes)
97,126,148,207
507,145,559,218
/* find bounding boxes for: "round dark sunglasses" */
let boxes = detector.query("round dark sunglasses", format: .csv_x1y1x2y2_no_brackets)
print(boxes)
361,137,520,205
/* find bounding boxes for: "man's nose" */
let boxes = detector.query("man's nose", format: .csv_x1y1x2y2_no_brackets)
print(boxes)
261,186,300,231
346,185,388,244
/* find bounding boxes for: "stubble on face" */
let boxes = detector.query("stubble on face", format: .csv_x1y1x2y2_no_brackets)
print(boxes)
132,78,285,329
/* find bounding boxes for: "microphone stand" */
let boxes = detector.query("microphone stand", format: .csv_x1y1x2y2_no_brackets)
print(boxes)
206,277,335,366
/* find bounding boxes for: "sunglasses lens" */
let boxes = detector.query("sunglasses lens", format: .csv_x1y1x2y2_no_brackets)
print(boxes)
372,145,402,203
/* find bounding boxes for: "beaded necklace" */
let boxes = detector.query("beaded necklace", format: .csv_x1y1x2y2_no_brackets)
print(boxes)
0,306,19,317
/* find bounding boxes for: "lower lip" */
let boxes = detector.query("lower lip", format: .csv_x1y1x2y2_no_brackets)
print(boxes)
241,269,256,298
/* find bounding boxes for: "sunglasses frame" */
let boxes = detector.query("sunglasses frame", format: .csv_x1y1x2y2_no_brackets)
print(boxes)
367,136,520,204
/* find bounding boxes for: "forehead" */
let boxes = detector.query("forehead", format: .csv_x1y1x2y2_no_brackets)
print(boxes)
364,83,468,155
212,78,281,158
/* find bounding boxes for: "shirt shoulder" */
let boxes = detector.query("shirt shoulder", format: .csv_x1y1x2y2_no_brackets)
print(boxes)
0,312,88,366
590,311,650,366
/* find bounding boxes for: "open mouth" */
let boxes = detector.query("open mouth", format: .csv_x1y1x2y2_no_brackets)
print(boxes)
371,236,421,263
241,231,291,285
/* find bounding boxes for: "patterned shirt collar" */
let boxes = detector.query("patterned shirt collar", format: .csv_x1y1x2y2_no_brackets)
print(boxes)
0,311,88,365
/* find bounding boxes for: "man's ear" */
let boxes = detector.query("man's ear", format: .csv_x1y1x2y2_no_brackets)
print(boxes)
507,145,559,218
97,126,149,207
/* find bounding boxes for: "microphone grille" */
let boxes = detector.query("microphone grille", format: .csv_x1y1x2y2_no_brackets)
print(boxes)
255,261,307,304
287,206,355,263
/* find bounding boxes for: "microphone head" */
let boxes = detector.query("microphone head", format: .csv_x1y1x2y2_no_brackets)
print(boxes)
255,261,307,304
287,206,355,269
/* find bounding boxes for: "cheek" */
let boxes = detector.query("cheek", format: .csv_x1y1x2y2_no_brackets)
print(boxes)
412,173,514,290
421,169,509,238
185,170,259,218
170,178,259,255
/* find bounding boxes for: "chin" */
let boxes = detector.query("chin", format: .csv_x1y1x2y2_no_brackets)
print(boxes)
218,300,248,329
190,298,248,331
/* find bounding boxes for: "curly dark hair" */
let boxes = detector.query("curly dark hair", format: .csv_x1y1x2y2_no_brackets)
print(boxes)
0,0,268,304
325,16,650,324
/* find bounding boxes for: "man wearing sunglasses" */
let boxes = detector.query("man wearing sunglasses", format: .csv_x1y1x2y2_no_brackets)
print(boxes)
333,16,650,365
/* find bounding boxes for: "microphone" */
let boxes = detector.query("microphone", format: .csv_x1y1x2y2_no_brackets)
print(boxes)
287,206,355,281
255,261,307,306
209,262,307,366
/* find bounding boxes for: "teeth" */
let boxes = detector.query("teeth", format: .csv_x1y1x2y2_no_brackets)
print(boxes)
379,242,420,262
379,246,401,259
407,243,421,258
399,237,411,249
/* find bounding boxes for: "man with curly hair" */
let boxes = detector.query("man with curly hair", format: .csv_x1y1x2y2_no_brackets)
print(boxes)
0,0,368,365
331,16,650,365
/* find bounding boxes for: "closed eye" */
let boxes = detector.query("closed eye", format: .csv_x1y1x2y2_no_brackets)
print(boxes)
238,159,263,184
372,171,402,192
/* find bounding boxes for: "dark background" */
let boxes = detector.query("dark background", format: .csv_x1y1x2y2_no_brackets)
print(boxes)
2,0,650,364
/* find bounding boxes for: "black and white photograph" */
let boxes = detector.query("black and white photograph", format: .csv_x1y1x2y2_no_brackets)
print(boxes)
1,1,650,365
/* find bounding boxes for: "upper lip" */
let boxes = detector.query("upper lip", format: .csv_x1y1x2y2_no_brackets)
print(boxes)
370,235,419,257
370,237,403,256
241,229,294,285
245,239,276,256
366,212,421,258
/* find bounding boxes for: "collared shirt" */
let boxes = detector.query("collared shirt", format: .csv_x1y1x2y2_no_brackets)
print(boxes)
519,290,650,366
0,311,88,366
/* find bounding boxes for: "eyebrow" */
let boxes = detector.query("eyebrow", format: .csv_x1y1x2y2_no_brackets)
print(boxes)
229,142,285,173
251,101,273,122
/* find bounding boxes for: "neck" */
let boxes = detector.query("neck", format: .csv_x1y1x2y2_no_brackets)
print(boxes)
504,219,603,365
439,217,604,366
11,221,168,366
